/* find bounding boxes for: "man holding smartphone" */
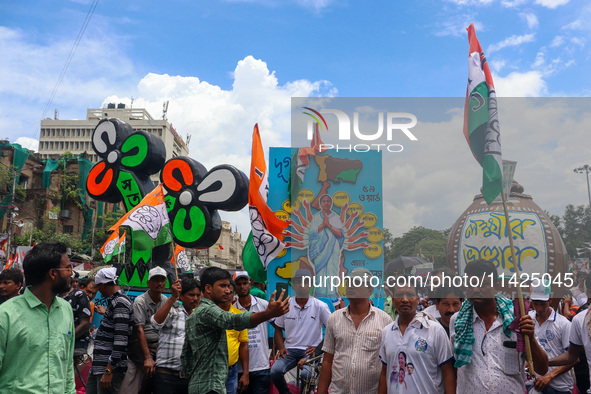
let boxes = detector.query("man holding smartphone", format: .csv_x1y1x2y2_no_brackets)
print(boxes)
270,269,331,394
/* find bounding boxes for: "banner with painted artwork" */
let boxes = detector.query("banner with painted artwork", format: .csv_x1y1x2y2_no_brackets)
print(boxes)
457,210,548,277
267,147,383,307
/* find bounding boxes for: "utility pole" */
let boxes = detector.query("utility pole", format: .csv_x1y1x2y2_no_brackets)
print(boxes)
574,164,591,208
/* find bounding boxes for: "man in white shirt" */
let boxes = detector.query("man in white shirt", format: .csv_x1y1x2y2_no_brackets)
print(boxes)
450,259,548,394
526,282,575,394
549,272,591,393
378,277,455,394
317,268,392,394
233,271,271,394
271,269,331,394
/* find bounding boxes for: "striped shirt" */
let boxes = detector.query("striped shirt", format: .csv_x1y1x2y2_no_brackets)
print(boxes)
151,302,189,371
90,290,134,375
322,305,393,394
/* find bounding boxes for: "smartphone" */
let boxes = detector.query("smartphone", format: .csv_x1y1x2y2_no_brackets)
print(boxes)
275,282,290,301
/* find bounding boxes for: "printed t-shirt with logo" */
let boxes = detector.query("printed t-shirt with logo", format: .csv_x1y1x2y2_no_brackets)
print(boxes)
379,315,453,394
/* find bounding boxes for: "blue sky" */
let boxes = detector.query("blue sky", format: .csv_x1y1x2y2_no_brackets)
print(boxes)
1,0,590,238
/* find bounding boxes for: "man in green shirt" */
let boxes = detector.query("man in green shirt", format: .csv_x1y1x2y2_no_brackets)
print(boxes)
181,267,289,394
0,242,76,393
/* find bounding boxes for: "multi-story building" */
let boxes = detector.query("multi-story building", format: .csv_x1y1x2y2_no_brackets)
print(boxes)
38,104,189,163
187,221,245,270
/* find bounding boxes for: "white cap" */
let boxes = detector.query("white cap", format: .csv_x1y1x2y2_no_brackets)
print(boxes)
530,281,551,301
148,266,167,281
233,271,250,281
95,267,118,285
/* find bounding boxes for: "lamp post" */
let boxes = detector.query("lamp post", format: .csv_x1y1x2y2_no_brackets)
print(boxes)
574,164,591,208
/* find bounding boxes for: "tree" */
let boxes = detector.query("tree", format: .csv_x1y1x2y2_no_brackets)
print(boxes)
390,226,448,268
560,204,591,258
383,227,395,263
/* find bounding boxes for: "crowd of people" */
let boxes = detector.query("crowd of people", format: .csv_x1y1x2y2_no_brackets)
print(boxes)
1,242,591,394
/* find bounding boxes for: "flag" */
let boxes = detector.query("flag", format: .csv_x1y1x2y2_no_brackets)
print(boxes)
464,23,503,205
100,228,122,263
249,124,288,269
0,234,8,259
217,245,224,250
171,244,192,272
109,184,172,251
119,231,126,250
4,253,14,270
242,232,267,283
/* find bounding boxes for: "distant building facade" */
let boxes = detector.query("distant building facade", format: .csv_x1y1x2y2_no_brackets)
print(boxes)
38,104,189,164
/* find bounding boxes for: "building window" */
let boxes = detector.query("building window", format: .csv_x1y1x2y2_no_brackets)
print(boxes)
65,142,69,149
63,225,73,234
77,130,80,137
159,129,162,136
60,142,64,149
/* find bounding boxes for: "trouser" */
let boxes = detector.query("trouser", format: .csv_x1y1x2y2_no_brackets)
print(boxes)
153,369,188,394
226,362,238,394
120,343,157,394
239,369,270,394
270,348,312,394
86,370,125,394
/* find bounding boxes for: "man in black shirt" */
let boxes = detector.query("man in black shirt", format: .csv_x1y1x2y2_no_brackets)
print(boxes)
434,287,464,337
60,280,92,349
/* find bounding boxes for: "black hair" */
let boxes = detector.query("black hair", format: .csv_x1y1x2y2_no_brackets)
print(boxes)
23,242,68,286
199,267,231,292
464,259,498,282
0,268,24,285
73,271,80,279
399,351,407,361
407,362,414,368
181,277,199,294
78,277,94,288
434,287,465,303
389,275,420,297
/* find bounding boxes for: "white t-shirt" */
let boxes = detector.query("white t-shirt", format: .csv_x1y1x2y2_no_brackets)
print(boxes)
273,297,331,350
379,315,453,394
528,309,573,392
569,309,591,393
234,296,270,372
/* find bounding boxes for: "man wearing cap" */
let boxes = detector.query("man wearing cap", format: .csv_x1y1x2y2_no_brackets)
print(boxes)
121,266,169,394
271,268,331,394
317,268,392,394
88,267,134,394
526,282,575,394
233,271,272,394
0,242,75,393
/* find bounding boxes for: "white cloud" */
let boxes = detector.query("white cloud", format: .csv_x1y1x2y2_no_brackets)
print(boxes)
535,0,570,8
488,33,536,54
14,137,39,152
493,70,547,96
433,17,483,37
562,20,582,30
532,51,545,68
489,59,507,73
549,36,565,47
501,0,528,7
520,12,539,29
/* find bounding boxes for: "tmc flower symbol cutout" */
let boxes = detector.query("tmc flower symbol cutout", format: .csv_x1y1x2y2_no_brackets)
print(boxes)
161,157,249,248
86,118,166,210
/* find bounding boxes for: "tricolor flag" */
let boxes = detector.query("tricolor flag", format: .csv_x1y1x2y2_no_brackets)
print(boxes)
109,184,172,251
248,124,288,269
100,228,121,263
171,244,192,272
464,23,503,205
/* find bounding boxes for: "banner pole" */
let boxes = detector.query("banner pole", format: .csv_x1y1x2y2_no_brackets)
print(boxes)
500,191,534,376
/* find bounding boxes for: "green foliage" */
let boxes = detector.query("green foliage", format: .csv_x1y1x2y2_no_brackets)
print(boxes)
558,204,591,258
389,226,448,268
13,228,83,251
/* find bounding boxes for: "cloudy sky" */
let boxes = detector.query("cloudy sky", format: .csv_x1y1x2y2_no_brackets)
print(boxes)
2,0,590,238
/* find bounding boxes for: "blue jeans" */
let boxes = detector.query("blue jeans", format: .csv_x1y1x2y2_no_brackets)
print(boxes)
239,369,270,394
226,362,238,394
270,348,312,394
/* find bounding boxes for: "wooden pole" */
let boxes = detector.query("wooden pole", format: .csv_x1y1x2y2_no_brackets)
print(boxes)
500,191,534,376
